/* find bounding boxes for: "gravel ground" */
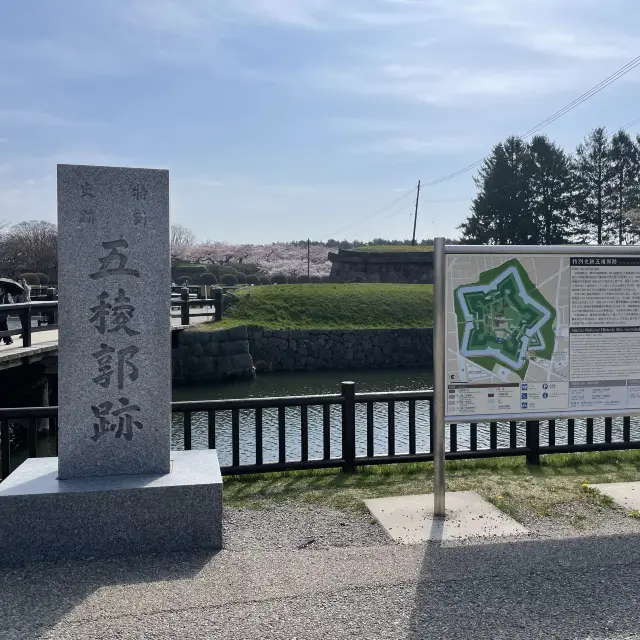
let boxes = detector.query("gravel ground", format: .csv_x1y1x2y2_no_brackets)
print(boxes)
506,499,640,540
223,503,392,551
222,497,640,553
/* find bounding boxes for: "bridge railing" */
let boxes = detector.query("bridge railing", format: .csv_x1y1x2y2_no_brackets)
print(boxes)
0,301,59,348
2,382,640,481
0,292,224,348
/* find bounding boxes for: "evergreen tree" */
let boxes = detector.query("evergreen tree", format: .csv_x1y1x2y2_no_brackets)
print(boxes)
571,127,613,244
528,135,572,244
606,130,640,244
460,136,532,244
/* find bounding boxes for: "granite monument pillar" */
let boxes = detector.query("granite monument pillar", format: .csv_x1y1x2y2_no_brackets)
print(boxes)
57,165,171,478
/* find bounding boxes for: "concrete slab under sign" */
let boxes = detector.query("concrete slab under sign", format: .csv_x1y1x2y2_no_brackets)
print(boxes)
365,491,528,544
591,481,640,511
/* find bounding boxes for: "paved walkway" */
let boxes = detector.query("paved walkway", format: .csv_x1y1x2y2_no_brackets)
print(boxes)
2,530,640,639
0,329,58,369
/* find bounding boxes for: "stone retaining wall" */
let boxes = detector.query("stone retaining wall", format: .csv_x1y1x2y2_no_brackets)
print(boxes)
328,249,434,284
249,328,432,372
172,326,255,382
172,326,433,381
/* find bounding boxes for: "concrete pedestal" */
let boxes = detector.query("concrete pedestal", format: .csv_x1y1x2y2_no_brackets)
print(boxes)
0,450,222,565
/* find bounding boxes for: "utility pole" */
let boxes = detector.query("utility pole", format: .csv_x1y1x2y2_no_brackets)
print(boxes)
411,180,421,246
307,239,311,280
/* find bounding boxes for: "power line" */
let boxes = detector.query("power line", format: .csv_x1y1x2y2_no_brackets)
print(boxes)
520,56,640,139
621,115,640,130
422,160,484,188
422,55,640,190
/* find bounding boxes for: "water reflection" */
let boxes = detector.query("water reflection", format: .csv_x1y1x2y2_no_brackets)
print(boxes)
172,369,432,466
172,369,640,467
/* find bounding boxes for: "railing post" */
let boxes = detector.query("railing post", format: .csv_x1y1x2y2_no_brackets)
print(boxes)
1,419,10,481
526,420,540,466
341,381,356,473
180,288,190,326
213,288,223,322
21,305,32,348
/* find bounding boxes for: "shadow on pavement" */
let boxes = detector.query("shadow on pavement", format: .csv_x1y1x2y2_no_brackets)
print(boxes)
409,533,640,639
0,549,217,640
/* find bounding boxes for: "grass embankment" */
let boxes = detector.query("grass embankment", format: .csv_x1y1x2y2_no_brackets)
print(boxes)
353,245,433,252
206,283,433,330
224,451,640,527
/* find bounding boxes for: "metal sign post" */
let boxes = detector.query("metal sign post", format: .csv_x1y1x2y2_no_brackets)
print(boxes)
432,237,446,517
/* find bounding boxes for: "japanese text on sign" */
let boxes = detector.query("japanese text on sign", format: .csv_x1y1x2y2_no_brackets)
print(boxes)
88,235,143,442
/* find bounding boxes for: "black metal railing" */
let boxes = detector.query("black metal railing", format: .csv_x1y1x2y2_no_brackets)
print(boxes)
3,383,640,481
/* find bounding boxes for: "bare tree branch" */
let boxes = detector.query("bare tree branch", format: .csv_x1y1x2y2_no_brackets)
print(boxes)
1,221,57,271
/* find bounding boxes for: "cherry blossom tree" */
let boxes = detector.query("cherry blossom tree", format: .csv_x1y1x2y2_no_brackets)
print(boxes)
170,225,196,263
183,242,332,277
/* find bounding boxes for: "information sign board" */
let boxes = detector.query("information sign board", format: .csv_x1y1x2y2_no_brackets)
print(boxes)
445,249,640,421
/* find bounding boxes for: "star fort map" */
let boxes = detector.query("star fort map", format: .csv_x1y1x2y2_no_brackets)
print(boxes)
445,252,640,420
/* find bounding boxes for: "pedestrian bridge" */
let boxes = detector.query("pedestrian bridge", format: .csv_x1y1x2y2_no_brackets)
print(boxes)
0,306,215,372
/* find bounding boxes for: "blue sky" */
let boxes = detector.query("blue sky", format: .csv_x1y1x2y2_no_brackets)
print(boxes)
1,0,639,244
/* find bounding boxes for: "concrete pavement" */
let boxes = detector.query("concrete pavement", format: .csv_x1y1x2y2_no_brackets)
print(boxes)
2,531,640,639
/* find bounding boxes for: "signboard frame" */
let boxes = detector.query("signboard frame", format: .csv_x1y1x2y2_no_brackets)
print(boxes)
431,240,640,515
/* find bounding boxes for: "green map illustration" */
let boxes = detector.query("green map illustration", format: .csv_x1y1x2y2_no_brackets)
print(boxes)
453,259,556,378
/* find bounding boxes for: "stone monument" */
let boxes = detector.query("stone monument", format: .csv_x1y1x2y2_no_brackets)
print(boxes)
58,164,171,478
0,164,223,564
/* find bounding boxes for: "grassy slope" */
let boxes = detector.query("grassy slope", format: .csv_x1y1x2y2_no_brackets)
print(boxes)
352,245,434,252
207,283,433,330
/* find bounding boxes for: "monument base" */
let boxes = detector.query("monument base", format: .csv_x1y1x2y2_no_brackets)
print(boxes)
0,450,222,565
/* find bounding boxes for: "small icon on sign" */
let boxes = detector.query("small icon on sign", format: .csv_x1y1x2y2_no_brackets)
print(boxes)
521,393,528,400
522,384,528,390
542,392,549,399
521,402,528,409
542,383,549,390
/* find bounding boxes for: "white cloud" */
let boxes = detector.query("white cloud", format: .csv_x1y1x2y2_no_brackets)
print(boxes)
314,63,585,106
227,0,333,28
182,177,226,188
328,117,407,134
428,0,640,60
0,110,98,128
512,29,639,61
352,135,481,155
123,0,213,36
2,38,128,79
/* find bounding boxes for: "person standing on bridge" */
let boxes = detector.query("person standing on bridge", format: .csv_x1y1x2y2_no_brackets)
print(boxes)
0,284,14,345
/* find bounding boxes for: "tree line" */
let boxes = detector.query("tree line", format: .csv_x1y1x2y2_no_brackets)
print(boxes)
460,127,640,245
1,220,443,277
